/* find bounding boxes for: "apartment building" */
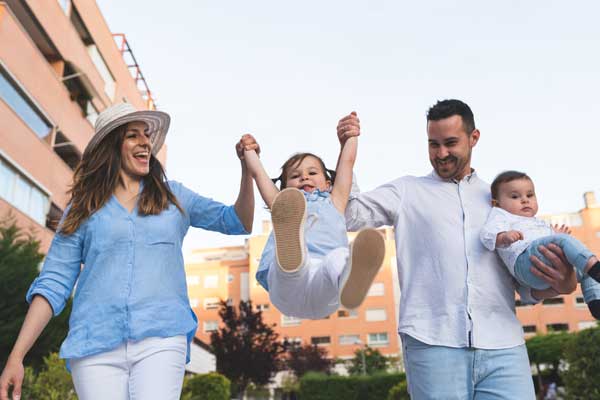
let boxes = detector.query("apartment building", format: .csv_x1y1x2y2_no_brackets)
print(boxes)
0,0,160,252
186,225,402,362
517,191,600,336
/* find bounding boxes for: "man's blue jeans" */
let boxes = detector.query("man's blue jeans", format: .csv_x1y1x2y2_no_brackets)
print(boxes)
401,334,535,399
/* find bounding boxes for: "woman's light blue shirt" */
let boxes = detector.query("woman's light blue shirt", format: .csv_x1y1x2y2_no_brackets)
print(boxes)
26,181,248,364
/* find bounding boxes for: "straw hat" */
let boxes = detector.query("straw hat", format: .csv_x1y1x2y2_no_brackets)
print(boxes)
84,103,170,156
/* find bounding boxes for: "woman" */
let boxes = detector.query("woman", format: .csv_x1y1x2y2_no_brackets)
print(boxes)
0,103,256,400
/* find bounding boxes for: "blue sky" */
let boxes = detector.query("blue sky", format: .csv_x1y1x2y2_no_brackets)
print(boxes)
98,0,600,252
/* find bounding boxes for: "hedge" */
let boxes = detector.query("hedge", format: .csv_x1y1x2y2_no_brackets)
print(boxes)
182,372,230,400
299,372,406,400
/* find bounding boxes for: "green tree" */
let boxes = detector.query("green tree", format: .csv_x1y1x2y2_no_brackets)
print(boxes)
348,346,389,375
286,343,332,378
0,217,72,370
526,331,572,390
562,325,600,399
210,300,285,398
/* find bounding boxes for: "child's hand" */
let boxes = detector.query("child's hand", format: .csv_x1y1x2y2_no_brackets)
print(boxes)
497,230,523,247
552,224,571,235
337,111,360,146
236,134,260,160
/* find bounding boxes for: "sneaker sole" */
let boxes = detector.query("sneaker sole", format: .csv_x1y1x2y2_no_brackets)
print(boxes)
340,229,386,309
272,188,307,272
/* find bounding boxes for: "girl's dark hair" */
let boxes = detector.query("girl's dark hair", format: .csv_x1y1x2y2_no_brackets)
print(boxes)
60,125,183,235
491,170,531,200
272,152,335,190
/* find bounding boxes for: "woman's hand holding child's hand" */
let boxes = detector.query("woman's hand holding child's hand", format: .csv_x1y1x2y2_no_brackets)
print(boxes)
236,134,260,160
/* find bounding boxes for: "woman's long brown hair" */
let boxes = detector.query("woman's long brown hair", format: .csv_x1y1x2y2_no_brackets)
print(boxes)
60,125,183,235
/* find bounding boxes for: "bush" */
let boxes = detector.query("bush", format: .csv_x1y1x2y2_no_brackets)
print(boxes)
562,326,600,399
182,372,230,400
299,372,406,400
387,381,409,400
30,353,77,400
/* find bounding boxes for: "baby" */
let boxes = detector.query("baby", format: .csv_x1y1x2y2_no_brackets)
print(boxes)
480,170,600,318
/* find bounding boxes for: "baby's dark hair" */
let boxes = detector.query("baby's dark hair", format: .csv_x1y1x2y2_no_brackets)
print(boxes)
272,152,336,190
491,170,532,200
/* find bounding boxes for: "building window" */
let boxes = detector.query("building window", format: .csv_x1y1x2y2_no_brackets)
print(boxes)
339,334,360,345
56,0,71,14
578,321,597,331
204,321,218,332
367,332,389,347
45,202,64,232
337,309,358,318
87,45,115,100
204,297,220,310
515,299,532,307
204,275,218,288
186,275,200,286
542,298,565,306
546,323,569,332
367,282,385,297
256,304,270,311
523,325,537,334
53,131,81,170
574,296,585,307
189,298,199,308
366,308,387,322
0,65,52,139
281,315,301,327
85,101,98,126
283,337,302,348
311,336,331,346
0,157,50,226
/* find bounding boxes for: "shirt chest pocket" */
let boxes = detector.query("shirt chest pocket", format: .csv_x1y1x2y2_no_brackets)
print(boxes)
143,210,180,247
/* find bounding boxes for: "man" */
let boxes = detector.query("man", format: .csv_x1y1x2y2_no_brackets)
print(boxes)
337,99,576,399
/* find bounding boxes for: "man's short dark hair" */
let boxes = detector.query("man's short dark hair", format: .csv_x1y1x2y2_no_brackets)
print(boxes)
491,170,531,200
427,99,476,135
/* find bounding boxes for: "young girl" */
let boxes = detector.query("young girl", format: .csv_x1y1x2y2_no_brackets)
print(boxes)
480,170,600,319
242,112,385,319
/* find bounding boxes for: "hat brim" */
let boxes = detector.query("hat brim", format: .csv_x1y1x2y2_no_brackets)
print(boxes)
84,110,170,156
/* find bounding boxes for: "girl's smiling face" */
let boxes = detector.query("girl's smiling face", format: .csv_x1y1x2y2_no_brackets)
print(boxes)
284,156,331,193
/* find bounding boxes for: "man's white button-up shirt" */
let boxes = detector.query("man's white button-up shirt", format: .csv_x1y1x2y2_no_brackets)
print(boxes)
346,171,535,349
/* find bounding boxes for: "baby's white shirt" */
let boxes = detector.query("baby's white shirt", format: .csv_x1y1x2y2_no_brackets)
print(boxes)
480,207,553,275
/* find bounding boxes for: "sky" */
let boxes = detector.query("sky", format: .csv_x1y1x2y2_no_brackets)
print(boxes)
97,0,600,253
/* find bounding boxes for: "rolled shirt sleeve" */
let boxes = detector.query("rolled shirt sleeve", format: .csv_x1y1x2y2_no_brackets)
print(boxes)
26,217,85,316
171,181,248,235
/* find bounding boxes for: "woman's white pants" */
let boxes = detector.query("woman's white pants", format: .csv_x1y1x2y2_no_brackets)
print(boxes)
70,335,187,400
